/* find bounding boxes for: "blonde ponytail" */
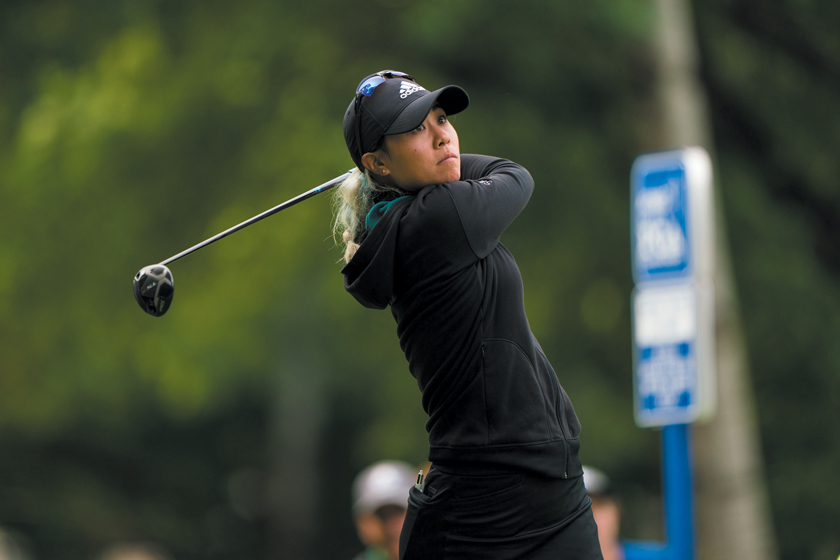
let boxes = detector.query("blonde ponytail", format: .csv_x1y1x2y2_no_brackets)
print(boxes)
332,169,404,263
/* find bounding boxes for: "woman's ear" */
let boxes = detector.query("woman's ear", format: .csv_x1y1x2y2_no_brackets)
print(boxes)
361,152,390,178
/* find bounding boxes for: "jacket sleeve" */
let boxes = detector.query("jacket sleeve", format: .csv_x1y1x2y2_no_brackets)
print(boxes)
446,154,535,259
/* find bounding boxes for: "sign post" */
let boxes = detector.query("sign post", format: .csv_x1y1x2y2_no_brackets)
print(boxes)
623,148,716,560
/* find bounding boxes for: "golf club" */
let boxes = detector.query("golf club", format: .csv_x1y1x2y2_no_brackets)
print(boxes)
134,170,353,317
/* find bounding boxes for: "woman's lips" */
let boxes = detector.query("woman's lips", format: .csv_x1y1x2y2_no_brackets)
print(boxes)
438,152,459,165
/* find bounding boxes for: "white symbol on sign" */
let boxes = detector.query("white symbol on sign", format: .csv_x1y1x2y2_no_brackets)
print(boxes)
634,284,697,346
635,180,678,216
636,218,685,267
638,345,696,408
634,180,685,268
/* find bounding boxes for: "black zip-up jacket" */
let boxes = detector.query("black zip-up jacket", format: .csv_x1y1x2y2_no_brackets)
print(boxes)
341,155,582,479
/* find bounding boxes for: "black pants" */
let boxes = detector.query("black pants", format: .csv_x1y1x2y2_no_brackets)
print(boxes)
399,467,603,560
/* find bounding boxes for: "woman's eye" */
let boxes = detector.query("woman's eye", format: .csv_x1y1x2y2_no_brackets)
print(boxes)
414,124,425,132
438,115,448,124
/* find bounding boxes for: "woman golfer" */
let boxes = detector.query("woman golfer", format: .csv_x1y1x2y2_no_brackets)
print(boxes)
334,70,603,560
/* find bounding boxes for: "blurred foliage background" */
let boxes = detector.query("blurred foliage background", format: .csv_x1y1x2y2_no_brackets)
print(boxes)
0,0,838,559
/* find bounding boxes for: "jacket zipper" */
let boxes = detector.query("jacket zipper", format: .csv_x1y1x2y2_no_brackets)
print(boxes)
563,438,569,478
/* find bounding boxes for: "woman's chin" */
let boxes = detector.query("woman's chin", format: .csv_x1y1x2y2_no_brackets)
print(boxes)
441,165,462,183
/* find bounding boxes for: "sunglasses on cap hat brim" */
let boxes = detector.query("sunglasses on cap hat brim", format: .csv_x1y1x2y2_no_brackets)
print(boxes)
354,70,415,158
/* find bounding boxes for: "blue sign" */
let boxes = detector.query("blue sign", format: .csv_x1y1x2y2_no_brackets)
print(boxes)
636,341,698,426
625,148,714,560
630,148,715,428
631,161,691,283
632,281,702,427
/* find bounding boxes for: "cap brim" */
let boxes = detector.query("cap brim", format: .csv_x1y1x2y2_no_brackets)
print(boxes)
385,85,469,136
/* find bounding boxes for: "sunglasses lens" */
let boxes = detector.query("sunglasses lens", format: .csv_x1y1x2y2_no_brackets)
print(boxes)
357,76,387,97
356,71,415,98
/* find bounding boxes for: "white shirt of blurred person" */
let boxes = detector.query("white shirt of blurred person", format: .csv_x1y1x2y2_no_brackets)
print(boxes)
583,466,625,560
351,461,417,560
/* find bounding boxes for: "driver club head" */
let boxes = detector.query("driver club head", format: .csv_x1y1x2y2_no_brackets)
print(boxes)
133,265,174,317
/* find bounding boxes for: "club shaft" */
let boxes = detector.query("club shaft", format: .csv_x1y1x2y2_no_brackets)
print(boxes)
160,171,352,266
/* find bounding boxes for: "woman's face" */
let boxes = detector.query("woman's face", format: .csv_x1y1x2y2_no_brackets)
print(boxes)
374,106,460,191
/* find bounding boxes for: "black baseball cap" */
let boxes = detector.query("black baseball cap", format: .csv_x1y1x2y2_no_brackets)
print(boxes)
343,71,470,171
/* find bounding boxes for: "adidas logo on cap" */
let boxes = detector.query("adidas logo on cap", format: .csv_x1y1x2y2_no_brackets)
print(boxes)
399,81,425,99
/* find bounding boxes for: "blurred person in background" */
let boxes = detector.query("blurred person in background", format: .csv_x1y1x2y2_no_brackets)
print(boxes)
0,528,31,560
334,69,602,559
583,466,624,560
350,460,417,560
98,542,171,560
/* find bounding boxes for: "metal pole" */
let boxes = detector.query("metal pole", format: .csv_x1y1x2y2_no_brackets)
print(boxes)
623,424,695,560
663,424,694,559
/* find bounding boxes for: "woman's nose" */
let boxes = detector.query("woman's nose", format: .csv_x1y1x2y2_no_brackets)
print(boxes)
435,126,450,146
